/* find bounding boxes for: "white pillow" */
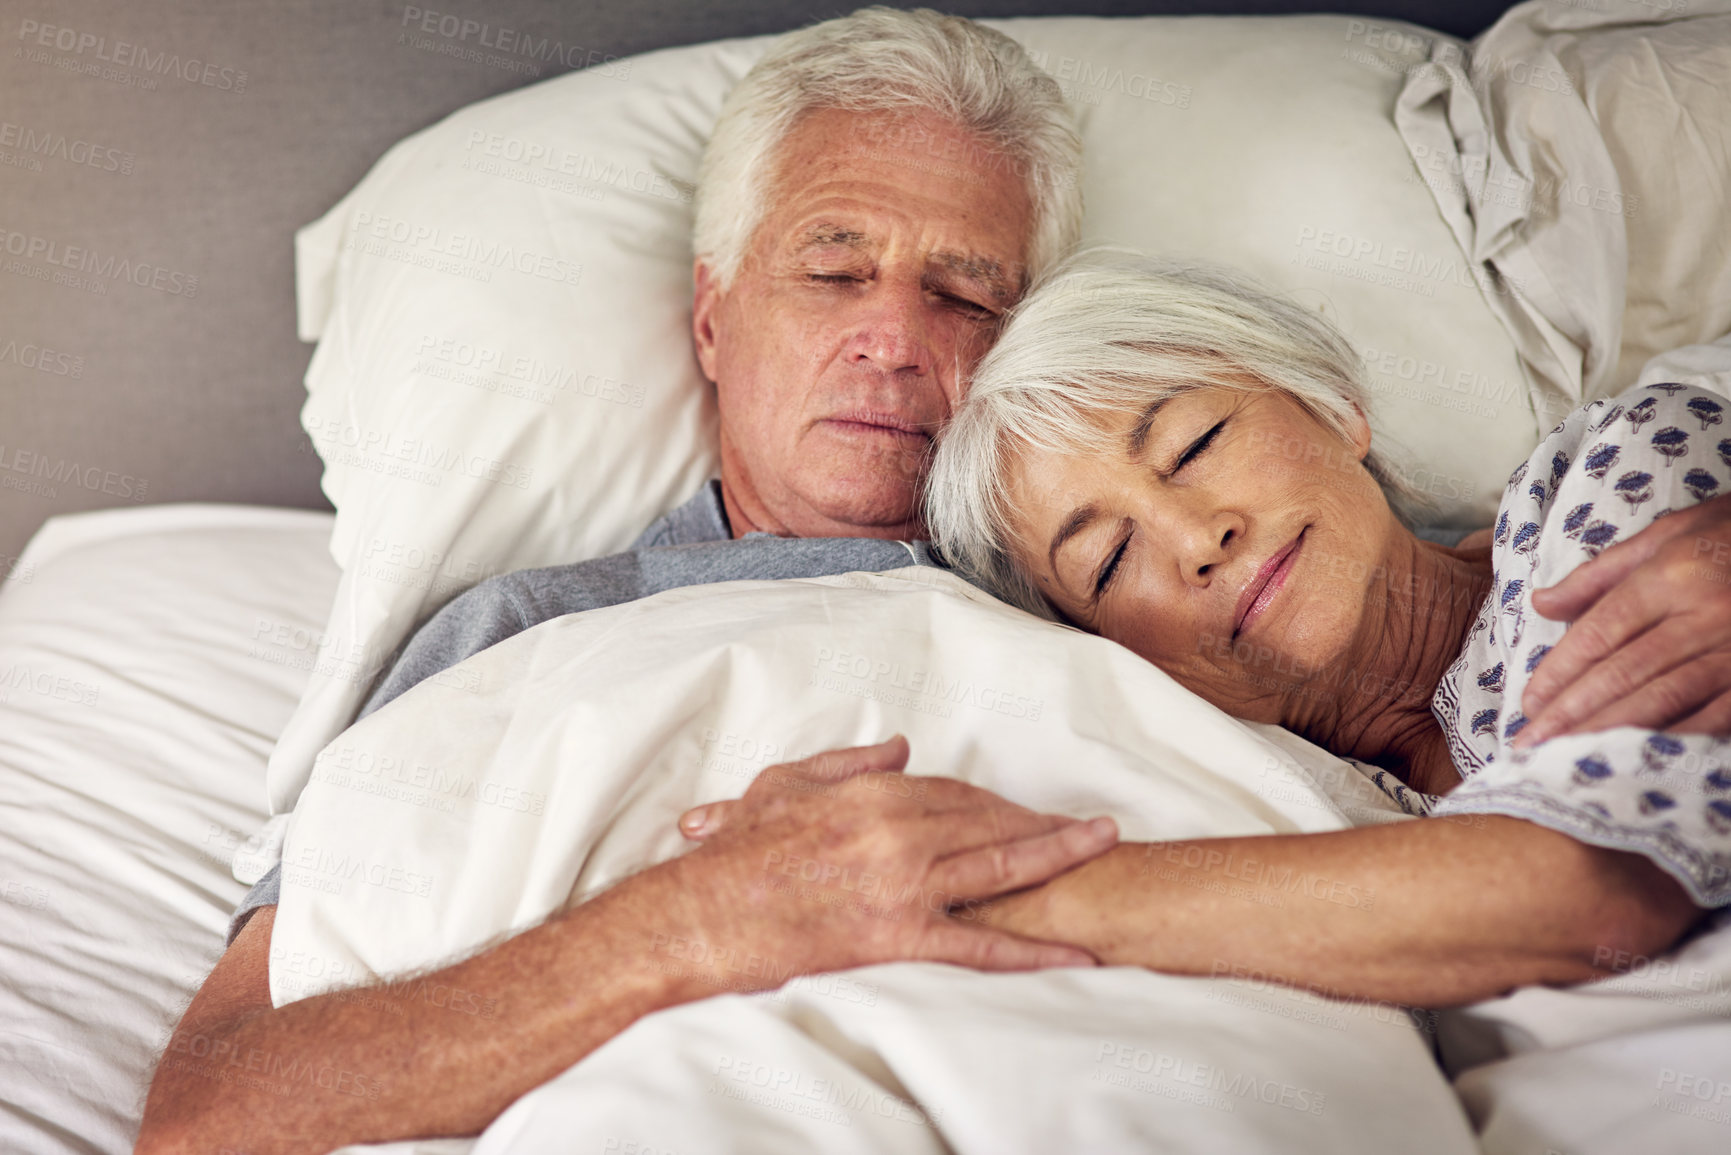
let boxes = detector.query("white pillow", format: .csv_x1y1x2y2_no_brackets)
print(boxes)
269,14,1534,824
1395,3,1731,409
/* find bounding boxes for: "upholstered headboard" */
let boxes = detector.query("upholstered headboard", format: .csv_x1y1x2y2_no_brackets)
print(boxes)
0,0,1520,565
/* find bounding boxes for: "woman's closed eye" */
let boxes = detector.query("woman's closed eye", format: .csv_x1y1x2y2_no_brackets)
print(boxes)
1094,419,1227,598
1095,533,1129,597
1169,419,1225,475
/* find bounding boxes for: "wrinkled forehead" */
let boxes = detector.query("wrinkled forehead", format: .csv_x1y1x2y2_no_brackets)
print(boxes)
761,107,1034,278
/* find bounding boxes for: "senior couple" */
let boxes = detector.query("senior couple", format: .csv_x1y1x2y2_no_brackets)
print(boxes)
143,8,1731,1152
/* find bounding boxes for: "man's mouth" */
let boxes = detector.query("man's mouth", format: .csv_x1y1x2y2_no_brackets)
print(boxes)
820,412,933,443
1233,528,1306,639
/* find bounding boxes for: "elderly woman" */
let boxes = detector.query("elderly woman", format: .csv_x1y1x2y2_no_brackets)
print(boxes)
923,252,1728,1006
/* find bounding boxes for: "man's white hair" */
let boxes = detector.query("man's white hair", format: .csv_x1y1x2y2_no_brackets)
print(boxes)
926,250,1423,616
692,6,1082,289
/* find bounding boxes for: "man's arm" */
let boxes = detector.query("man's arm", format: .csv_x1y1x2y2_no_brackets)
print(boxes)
140,885,719,1152
972,816,1702,1009
1516,492,1731,746
139,739,1116,1155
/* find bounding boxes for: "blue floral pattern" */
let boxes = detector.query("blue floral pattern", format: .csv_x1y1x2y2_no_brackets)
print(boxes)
1428,383,1731,907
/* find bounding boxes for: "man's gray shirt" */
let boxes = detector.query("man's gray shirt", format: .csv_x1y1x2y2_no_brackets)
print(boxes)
229,482,935,940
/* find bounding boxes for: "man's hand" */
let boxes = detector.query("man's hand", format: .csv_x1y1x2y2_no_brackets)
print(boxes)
1516,492,1731,748
672,736,1118,976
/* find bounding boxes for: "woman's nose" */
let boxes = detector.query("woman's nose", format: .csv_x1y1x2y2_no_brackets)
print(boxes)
1179,510,1244,586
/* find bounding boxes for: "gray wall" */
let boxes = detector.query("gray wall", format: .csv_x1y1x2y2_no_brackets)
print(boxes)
0,0,1518,568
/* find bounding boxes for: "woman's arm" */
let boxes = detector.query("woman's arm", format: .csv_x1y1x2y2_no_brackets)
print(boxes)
977,814,1703,1008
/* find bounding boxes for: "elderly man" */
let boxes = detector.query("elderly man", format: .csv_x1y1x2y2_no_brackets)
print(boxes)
141,7,1731,1153
137,11,1109,1154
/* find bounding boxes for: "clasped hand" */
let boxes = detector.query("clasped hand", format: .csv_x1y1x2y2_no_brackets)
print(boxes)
657,736,1116,987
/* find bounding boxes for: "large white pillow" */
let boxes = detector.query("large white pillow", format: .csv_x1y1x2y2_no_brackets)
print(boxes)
1395,1,1731,414
268,14,1534,825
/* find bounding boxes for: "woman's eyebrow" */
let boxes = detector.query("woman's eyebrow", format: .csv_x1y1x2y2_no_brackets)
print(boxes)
1127,397,1170,457
1048,503,1102,573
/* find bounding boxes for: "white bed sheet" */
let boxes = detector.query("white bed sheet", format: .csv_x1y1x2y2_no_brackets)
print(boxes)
0,504,339,1154
7,501,1731,1154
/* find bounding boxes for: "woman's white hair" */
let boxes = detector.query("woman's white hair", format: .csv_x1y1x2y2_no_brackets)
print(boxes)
926,250,1424,616
692,7,1082,288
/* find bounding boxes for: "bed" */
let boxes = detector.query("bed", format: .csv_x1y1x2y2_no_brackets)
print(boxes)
5,2,1731,1152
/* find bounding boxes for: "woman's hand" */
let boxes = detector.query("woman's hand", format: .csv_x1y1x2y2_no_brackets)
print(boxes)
674,737,1117,977
1516,492,1731,747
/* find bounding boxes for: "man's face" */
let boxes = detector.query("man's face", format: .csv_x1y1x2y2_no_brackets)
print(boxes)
693,107,1035,539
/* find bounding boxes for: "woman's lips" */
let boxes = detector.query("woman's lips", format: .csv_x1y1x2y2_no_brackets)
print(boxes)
1233,530,1305,638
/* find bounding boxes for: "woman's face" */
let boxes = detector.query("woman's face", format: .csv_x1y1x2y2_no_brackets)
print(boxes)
1006,384,1396,722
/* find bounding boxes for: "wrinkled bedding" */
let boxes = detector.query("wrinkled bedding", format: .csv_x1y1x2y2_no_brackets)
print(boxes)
280,567,1475,1154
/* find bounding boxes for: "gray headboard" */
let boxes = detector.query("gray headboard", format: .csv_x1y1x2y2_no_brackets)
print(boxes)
0,1,1520,566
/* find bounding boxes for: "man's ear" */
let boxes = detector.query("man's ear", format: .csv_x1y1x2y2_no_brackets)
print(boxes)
692,259,723,384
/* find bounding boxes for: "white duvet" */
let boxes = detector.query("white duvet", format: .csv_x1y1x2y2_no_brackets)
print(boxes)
279,567,1478,1154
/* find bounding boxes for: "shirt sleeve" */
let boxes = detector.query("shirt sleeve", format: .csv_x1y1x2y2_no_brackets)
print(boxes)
1432,382,1731,906
354,577,536,719
227,862,281,944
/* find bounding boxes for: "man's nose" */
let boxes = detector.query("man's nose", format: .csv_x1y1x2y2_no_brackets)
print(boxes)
847,281,934,377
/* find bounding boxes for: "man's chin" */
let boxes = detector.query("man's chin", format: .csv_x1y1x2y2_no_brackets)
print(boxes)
792,480,924,538
787,439,927,536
